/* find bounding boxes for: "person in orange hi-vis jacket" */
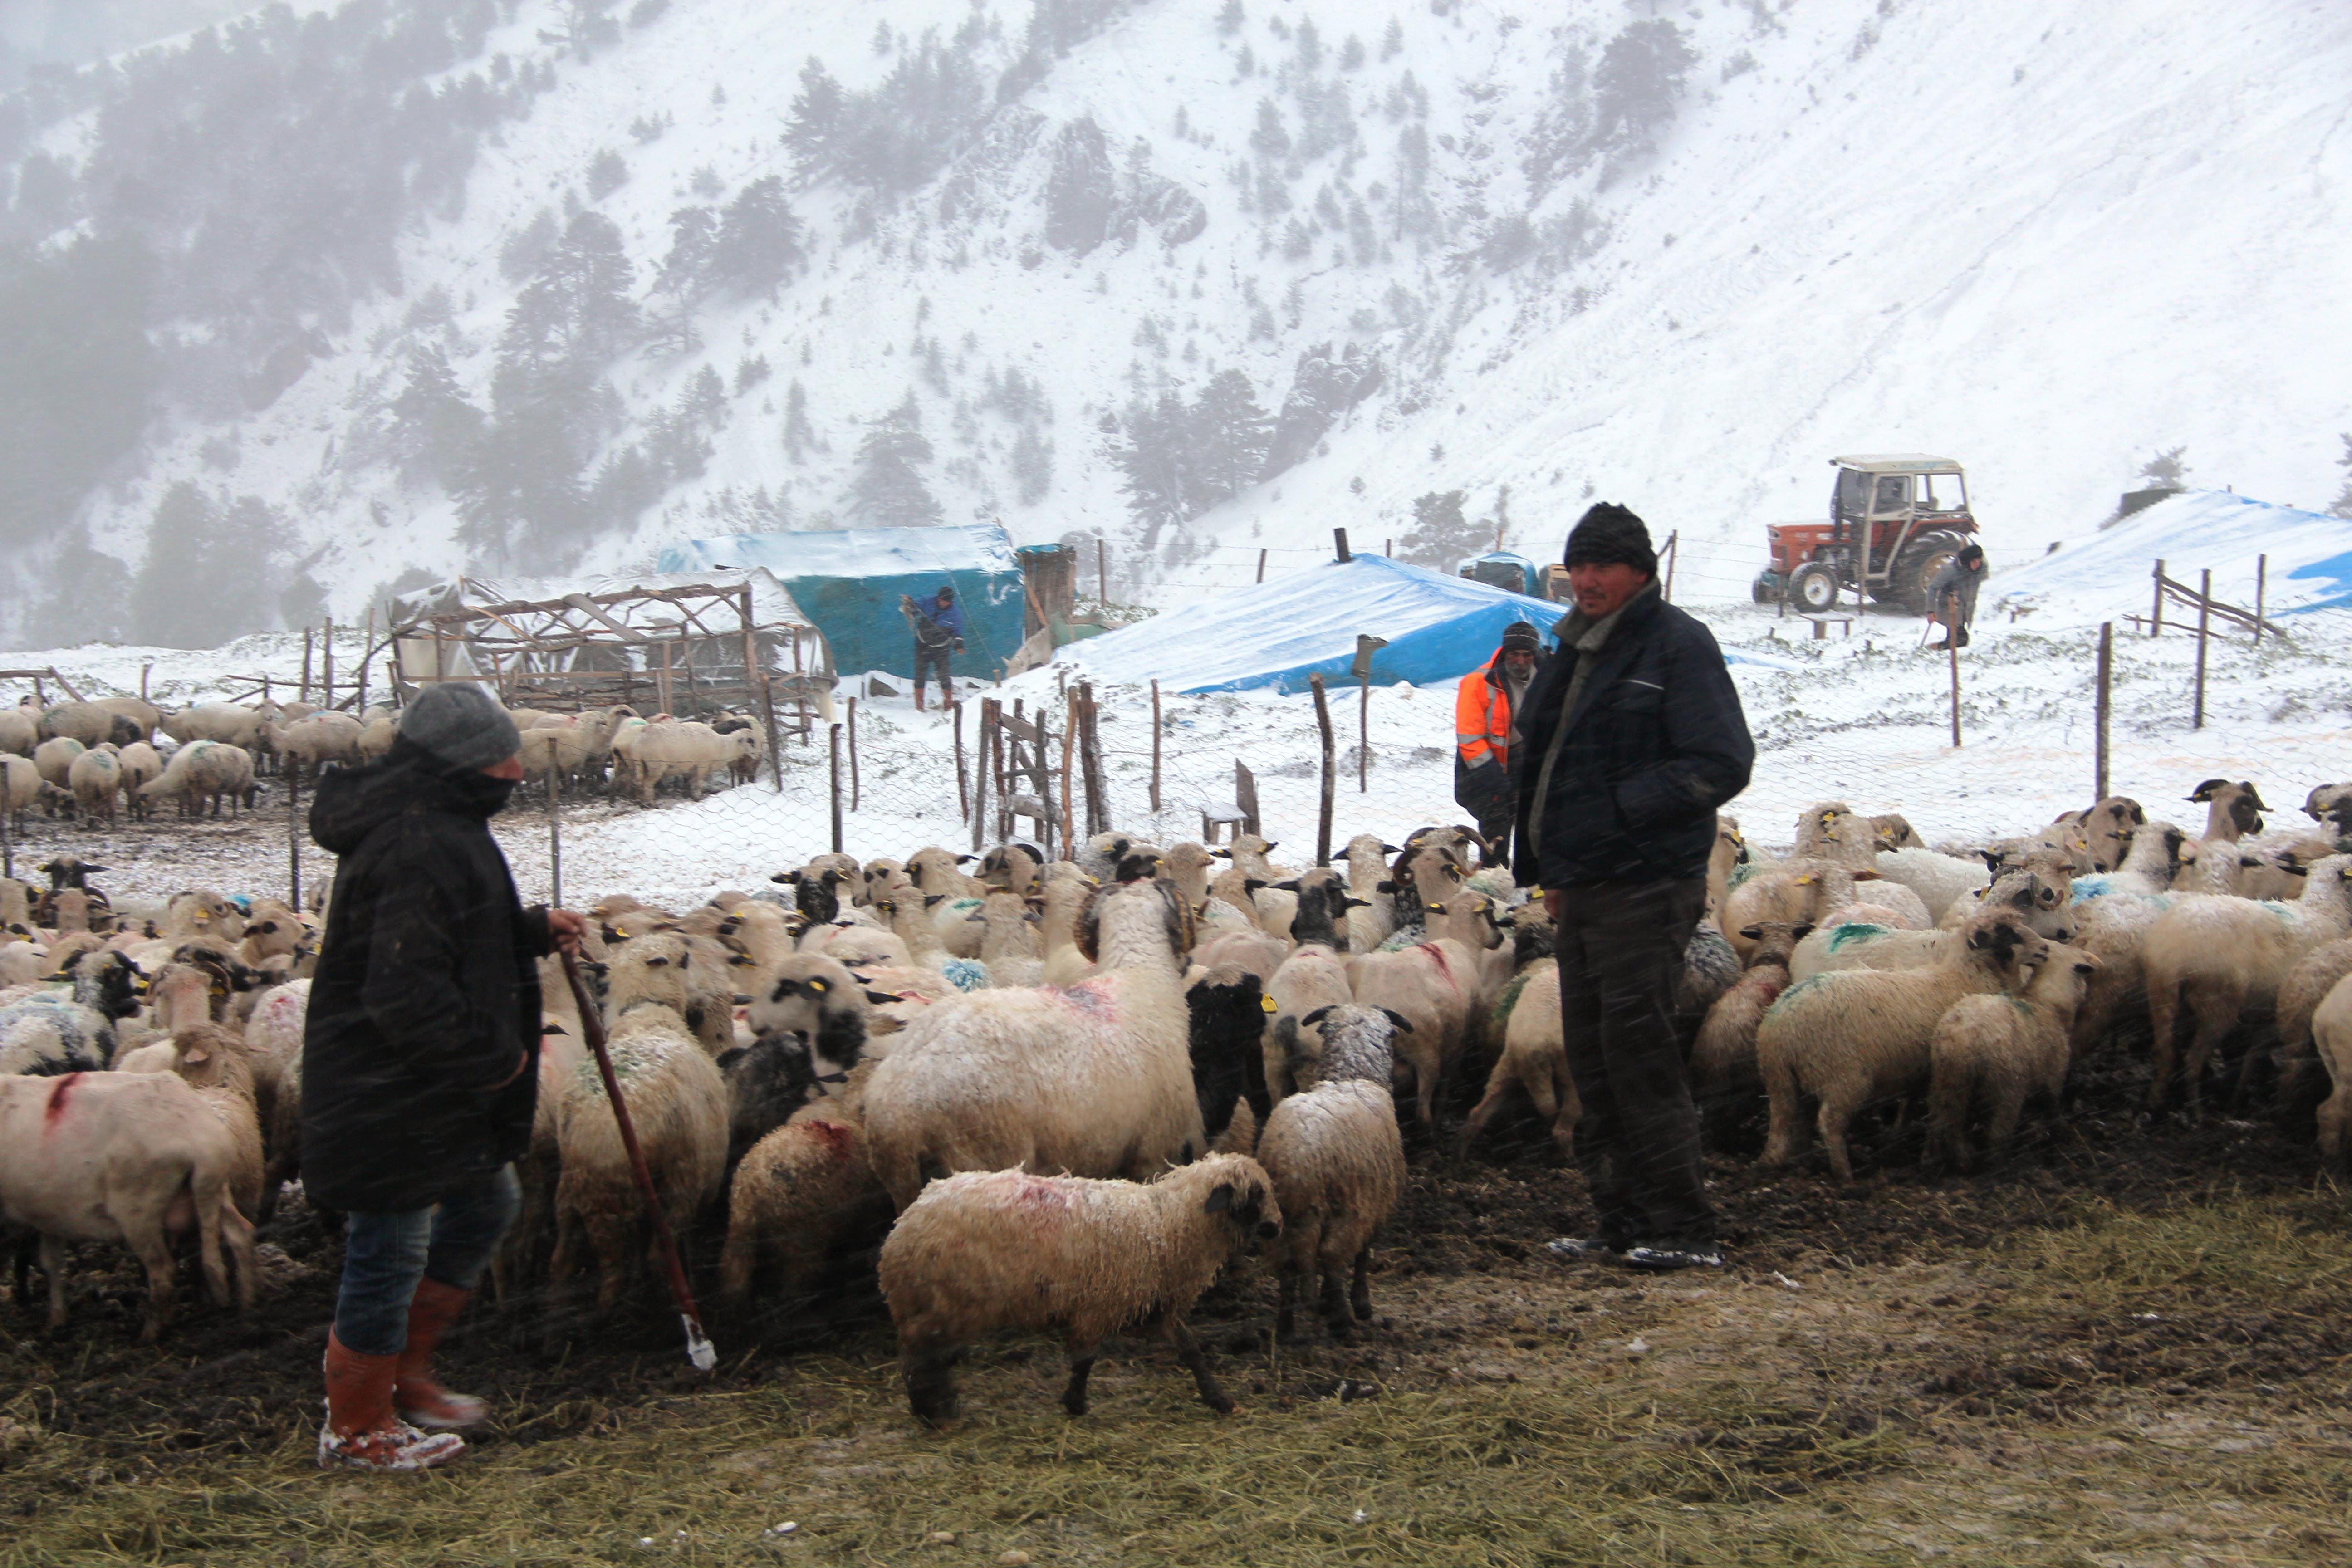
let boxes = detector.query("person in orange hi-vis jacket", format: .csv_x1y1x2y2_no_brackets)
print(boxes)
1453,619,1544,856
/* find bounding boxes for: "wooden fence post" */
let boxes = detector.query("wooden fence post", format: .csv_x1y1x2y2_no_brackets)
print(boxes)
2094,622,2112,801
1149,679,1163,814
1334,528,1351,563
300,627,314,701
760,676,785,792
1662,531,1679,602
953,700,968,820
2255,554,2267,645
1059,692,1078,858
358,608,374,711
2150,559,2164,637
1946,604,1963,748
1309,674,1335,867
969,700,992,853
2194,568,2212,730
1235,761,1260,839
1078,683,1107,837
549,764,564,910
847,696,860,810
322,616,334,710
1097,538,1108,605
287,767,302,908
1256,549,1267,584
828,723,844,853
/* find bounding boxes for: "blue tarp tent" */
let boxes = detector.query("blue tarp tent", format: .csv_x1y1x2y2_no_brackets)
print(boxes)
658,524,1026,679
1985,490,2352,628
1069,554,1572,694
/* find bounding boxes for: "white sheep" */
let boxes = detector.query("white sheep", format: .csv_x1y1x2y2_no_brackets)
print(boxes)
549,1000,730,1308
139,740,257,818
1923,943,2101,1171
1686,921,1814,1137
1871,846,1989,925
1756,913,2050,1181
0,755,39,828
33,735,83,789
876,1152,1281,1422
2141,854,2352,1112
2308,971,2352,1169
861,879,1206,1209
1791,862,2076,984
1345,925,1477,1134
1256,1004,1407,1343
717,1061,891,1312
162,702,265,750
66,747,122,824
0,1069,257,1339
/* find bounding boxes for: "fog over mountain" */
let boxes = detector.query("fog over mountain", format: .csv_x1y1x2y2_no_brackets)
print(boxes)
0,0,2344,647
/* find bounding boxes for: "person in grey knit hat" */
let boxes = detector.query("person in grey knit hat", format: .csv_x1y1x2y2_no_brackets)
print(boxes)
299,681,583,1472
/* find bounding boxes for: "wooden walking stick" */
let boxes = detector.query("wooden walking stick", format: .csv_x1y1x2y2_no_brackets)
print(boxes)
560,951,717,1371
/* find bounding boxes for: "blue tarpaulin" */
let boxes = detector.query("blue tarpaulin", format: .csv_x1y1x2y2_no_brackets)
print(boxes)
657,524,1027,678
1069,554,1573,694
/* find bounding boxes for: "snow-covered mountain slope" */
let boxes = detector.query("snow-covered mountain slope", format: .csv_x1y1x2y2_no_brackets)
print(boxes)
29,0,2352,633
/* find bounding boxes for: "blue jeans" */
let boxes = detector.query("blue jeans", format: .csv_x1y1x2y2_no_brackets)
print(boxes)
332,1166,520,1357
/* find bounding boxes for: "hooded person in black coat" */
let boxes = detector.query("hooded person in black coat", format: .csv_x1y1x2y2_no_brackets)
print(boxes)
302,683,584,1473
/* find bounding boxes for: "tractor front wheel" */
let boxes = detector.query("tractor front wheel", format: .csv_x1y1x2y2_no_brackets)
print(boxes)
1788,562,1842,614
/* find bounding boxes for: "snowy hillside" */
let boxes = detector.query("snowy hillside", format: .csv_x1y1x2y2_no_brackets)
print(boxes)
4,0,2349,644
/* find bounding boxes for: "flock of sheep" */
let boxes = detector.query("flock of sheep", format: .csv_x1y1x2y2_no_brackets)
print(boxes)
0,693,768,827
4,760,2350,1423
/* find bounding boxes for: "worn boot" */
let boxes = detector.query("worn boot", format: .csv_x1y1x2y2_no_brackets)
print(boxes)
394,1279,490,1430
318,1329,465,1471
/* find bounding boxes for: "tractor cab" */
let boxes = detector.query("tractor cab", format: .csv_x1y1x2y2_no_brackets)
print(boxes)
1753,455,1977,614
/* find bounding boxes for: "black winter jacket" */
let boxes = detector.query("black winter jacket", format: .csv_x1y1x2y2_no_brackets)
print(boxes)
300,738,551,1212
1509,586,1754,887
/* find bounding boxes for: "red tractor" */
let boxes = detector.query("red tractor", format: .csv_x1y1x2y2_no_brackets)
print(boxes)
1753,455,1977,614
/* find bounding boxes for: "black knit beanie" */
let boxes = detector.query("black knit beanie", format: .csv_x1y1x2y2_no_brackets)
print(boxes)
1498,621,1542,654
1564,503,1657,575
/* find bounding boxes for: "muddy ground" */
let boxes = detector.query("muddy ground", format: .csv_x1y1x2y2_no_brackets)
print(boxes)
4,1032,2349,1566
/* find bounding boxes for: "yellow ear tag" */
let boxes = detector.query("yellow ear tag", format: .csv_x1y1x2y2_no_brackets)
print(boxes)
807,978,828,993
1261,995,1278,1014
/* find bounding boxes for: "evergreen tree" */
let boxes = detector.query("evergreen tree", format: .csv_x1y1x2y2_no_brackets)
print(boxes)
1010,425,1054,506
707,176,802,296
1381,16,1404,60
649,205,714,355
389,344,483,487
1250,98,1291,158
1108,392,1192,549
131,485,289,646
1295,18,1323,71
27,528,130,647
1591,20,1696,157
1216,0,1244,37
1188,369,1272,506
586,147,629,200
1395,489,1477,569
783,378,815,463
785,58,846,167
845,394,942,526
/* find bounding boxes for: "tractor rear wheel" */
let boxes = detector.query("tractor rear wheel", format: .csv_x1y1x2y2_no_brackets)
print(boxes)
1879,531,1968,614
1788,562,1842,614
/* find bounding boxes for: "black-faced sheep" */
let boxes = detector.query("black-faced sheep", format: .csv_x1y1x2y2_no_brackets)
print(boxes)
1259,1005,1407,1343
718,1061,892,1313
876,1152,1281,1423
1186,963,1274,1148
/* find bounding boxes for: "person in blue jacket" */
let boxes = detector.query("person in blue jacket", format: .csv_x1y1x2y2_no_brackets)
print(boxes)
902,585,965,712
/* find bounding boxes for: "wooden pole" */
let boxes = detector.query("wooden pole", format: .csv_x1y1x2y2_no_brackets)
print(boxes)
549,762,564,910
287,766,302,908
1333,528,1352,563
1662,531,1679,603
847,695,860,810
1256,548,1267,584
1384,538,1391,558
321,617,334,710
2094,622,2112,801
2194,568,2211,730
1082,685,1107,837
299,627,314,702
1946,604,1963,748
1309,672,1335,867
1149,679,1163,814
1358,677,1371,793
2254,554,2267,645
1060,688,1078,855
828,723,844,853
139,661,151,701
953,700,969,820
760,675,784,792
969,701,990,853
1097,537,1108,605
358,608,374,711
2150,558,2164,637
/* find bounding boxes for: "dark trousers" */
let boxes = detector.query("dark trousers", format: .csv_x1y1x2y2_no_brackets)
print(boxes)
1554,878,1713,1248
333,1166,519,1356
1452,758,1515,858
913,642,952,693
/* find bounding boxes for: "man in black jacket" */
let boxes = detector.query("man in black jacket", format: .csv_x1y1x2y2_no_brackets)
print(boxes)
303,683,583,1471
1510,504,1754,1271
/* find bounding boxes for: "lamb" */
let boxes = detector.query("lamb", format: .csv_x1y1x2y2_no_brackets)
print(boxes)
549,1000,730,1308
1793,862,2075,983
903,846,989,901
861,879,1206,1209
971,889,1042,988
1871,846,1990,925
773,860,854,925
1162,842,1219,909
0,755,38,828
161,701,264,750
2140,853,2352,1112
165,1024,267,1218
1037,877,1098,988
1755,913,2050,1181
2076,796,2147,875
0,1069,257,1340
66,747,122,824
274,710,364,776
873,891,989,989
1346,925,1478,1134
605,931,740,1055
1341,832,1404,952
1259,870,1359,1099
626,719,741,801
1923,943,2101,1171
1869,813,1927,852
1257,1005,1407,1343
2308,972,2352,1169
742,951,884,1089
38,701,143,747
1688,921,1814,1135
114,741,163,816
1077,831,1143,885
0,706,34,756
1185,963,1275,1149
717,1060,892,1312
2270,938,2352,1118
356,712,398,763
2171,779,2268,893
876,1152,1281,1423
972,843,1040,898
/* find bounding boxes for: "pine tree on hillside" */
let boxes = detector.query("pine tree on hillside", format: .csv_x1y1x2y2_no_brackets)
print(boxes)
1188,369,1272,506
390,344,483,486
648,205,714,354
1250,98,1292,158
1591,20,1696,158
131,484,290,646
1395,489,1478,569
1381,16,1403,60
845,394,943,526
1010,426,1054,506
534,211,639,359
1216,0,1244,37
786,58,846,166
708,177,803,296
1108,392,1192,549
783,379,815,463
